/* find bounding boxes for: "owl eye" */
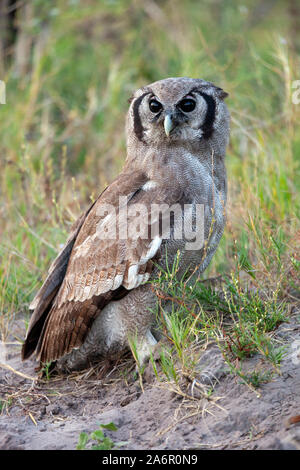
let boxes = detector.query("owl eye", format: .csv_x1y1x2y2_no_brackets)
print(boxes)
178,98,196,112
149,99,162,113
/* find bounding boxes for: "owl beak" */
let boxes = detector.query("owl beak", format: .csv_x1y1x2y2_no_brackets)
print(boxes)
164,114,176,137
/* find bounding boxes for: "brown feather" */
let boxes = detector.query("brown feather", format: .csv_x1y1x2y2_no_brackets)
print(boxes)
21,210,92,360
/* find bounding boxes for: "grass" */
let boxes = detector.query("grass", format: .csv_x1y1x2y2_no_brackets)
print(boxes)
150,254,289,390
0,0,299,392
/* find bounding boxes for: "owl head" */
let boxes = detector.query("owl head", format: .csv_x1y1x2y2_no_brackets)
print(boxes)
126,77,229,153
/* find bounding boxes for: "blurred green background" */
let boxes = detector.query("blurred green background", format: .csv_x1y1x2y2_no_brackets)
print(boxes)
0,0,299,337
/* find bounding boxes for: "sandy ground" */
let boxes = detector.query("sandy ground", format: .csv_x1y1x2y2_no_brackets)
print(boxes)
1,307,300,450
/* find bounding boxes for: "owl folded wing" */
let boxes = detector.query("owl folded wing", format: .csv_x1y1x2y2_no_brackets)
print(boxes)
22,170,184,364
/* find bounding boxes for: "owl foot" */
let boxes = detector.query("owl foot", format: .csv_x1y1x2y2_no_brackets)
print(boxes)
134,329,157,371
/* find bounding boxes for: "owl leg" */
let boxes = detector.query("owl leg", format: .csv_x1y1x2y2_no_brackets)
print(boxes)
56,284,158,372
56,326,158,374
134,329,157,369
55,318,106,372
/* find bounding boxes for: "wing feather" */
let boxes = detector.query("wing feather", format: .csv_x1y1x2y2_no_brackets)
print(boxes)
21,203,99,360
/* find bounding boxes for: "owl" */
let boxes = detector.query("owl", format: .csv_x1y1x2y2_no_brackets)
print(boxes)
22,77,230,372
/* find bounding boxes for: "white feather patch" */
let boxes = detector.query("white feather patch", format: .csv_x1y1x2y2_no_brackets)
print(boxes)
142,181,157,191
126,264,139,289
112,274,123,290
73,235,92,260
139,235,162,265
83,286,91,297
29,297,39,310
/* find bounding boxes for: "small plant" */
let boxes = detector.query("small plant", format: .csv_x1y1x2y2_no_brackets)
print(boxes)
222,326,258,360
40,361,53,380
158,345,179,383
76,422,127,450
244,369,274,389
0,397,12,413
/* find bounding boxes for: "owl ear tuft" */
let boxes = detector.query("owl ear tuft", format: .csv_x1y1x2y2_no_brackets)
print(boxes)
216,87,229,100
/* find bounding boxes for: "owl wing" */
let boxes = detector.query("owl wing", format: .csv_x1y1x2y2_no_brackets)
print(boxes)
22,169,183,364
21,196,104,361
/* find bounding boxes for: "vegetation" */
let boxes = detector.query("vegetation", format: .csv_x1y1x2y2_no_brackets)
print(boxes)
77,422,126,450
149,252,288,390
0,0,299,391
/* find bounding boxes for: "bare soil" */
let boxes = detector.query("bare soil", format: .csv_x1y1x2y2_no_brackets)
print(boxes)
1,307,300,450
